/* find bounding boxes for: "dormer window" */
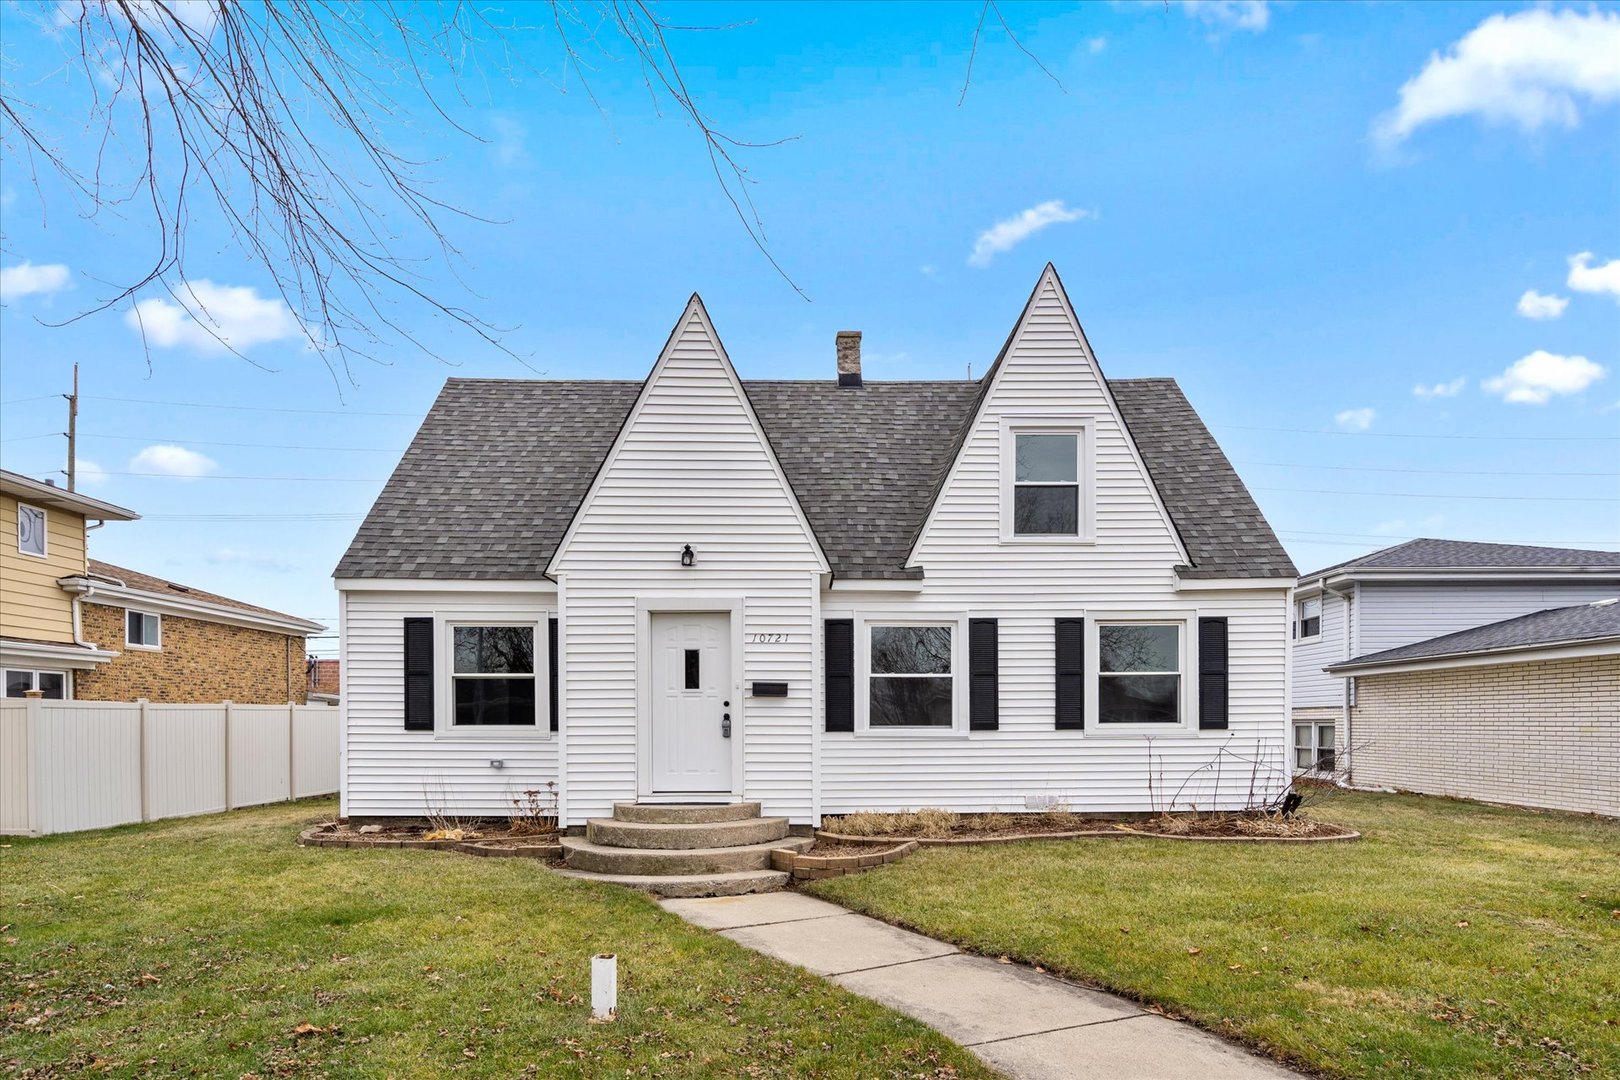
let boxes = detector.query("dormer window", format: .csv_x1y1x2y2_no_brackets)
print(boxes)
16,503,45,557
1000,419,1093,542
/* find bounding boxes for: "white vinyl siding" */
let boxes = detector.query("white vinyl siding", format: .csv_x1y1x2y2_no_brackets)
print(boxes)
549,301,825,825
341,588,558,818
1291,588,1350,708
1356,581,1620,655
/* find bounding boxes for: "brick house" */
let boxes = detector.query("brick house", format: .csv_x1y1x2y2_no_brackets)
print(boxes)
2,469,323,703
1324,600,1618,817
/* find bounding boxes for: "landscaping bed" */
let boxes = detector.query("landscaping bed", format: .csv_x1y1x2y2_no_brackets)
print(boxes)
820,808,1356,844
298,820,563,859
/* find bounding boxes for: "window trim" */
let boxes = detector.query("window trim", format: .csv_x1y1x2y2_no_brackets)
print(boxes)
855,613,967,736
1295,595,1322,641
125,610,163,651
999,417,1095,544
15,502,47,559
4,668,70,699
434,616,549,739
1083,611,1198,733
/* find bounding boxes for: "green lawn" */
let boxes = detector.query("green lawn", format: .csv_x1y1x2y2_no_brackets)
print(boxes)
0,800,994,1079
808,790,1620,1080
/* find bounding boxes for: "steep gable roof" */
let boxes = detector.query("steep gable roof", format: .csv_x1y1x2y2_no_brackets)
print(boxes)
335,375,1293,581
1302,538,1620,581
1328,599,1620,672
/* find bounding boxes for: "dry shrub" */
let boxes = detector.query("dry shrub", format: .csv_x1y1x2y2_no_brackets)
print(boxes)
825,808,961,838
1232,813,1321,837
508,783,560,836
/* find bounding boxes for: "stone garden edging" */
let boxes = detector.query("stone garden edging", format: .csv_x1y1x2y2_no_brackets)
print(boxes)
771,840,920,881
297,823,563,860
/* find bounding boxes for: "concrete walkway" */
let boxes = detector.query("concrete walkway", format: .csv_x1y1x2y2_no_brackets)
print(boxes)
661,892,1301,1080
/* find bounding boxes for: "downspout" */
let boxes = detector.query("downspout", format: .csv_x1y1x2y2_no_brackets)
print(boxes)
73,520,107,650
1323,578,1356,785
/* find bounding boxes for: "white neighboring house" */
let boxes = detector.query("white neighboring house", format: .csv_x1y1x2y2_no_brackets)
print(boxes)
332,266,1298,827
1291,539,1620,813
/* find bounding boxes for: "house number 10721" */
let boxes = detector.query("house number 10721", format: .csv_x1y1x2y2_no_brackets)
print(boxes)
748,633,788,644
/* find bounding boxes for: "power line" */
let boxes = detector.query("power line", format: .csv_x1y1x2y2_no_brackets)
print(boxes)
0,394,63,406
81,433,404,452
1254,486,1616,503
1215,423,1619,442
100,470,386,482
86,395,418,417
1236,459,1619,479
142,513,364,521
1277,528,1619,546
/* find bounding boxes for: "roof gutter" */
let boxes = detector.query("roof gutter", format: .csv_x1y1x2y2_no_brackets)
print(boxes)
58,576,325,636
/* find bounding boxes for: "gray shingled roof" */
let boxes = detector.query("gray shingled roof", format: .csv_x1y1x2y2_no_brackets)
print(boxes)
1303,538,1620,580
335,376,1296,580
1329,599,1620,671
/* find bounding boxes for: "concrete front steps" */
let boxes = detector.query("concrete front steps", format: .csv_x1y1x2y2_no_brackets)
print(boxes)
558,801,809,897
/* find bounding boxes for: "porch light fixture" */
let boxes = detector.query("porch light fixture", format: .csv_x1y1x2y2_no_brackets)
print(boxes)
680,544,695,568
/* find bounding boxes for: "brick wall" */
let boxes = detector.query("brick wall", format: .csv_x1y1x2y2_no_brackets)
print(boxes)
1348,655,1618,817
72,603,308,704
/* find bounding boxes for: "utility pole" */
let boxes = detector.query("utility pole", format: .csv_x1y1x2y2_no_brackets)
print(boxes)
64,364,78,491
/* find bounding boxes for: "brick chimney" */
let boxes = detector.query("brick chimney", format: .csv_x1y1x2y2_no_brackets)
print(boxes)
836,330,862,388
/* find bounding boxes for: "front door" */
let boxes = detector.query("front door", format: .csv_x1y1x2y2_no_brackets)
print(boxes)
649,612,732,793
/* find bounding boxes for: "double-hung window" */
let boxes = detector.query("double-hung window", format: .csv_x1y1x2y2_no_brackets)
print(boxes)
1001,420,1092,541
1295,596,1321,640
5,669,66,698
126,610,162,649
16,504,46,557
450,624,536,727
867,624,954,729
1096,622,1182,725
1295,723,1336,772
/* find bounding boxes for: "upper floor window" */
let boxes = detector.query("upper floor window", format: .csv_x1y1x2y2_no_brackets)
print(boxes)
126,610,162,649
1295,596,1322,640
1000,420,1093,542
16,503,46,557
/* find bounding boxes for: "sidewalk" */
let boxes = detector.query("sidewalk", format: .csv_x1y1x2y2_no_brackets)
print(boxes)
661,892,1301,1080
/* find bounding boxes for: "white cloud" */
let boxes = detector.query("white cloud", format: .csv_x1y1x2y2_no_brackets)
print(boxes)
1484,350,1605,405
124,280,300,353
1373,512,1446,537
75,459,109,488
1334,407,1376,432
968,200,1091,268
207,547,295,572
1567,251,1620,301
1515,289,1568,320
1181,1,1270,33
0,261,71,301
1087,36,1108,54
919,264,938,277
128,444,218,479
1413,377,1466,399
1374,9,1620,147
489,116,528,167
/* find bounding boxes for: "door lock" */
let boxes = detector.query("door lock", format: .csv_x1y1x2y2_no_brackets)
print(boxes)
722,712,732,738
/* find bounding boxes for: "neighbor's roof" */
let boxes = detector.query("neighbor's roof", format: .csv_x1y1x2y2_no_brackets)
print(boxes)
1327,599,1620,673
82,560,321,630
1302,538,1620,581
0,469,140,522
335,376,1296,581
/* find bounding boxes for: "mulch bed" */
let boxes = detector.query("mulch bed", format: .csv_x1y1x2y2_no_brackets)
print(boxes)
819,813,1358,846
298,821,563,858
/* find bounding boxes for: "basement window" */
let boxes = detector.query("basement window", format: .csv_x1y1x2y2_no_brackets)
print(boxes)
5,669,66,699
126,610,162,649
1295,723,1336,773
450,625,536,726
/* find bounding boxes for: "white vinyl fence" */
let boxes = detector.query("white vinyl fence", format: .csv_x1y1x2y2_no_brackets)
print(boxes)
0,699,340,836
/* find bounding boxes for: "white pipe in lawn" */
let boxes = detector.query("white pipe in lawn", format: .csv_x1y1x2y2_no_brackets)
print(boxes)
591,953,617,1019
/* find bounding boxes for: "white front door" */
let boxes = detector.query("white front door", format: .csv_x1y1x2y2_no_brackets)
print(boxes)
649,612,733,793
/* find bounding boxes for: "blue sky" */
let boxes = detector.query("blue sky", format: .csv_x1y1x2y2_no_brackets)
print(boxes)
2,1,1618,656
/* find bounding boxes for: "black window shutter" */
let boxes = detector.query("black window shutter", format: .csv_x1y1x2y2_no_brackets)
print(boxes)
548,617,559,733
968,618,999,731
1198,617,1229,730
403,617,434,731
825,619,854,732
1055,618,1085,729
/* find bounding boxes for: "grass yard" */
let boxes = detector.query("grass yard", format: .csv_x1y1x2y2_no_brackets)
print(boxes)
808,790,1620,1080
0,800,995,1079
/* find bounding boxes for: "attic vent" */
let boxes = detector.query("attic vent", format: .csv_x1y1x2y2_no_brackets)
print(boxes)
836,330,862,388
168,583,191,593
